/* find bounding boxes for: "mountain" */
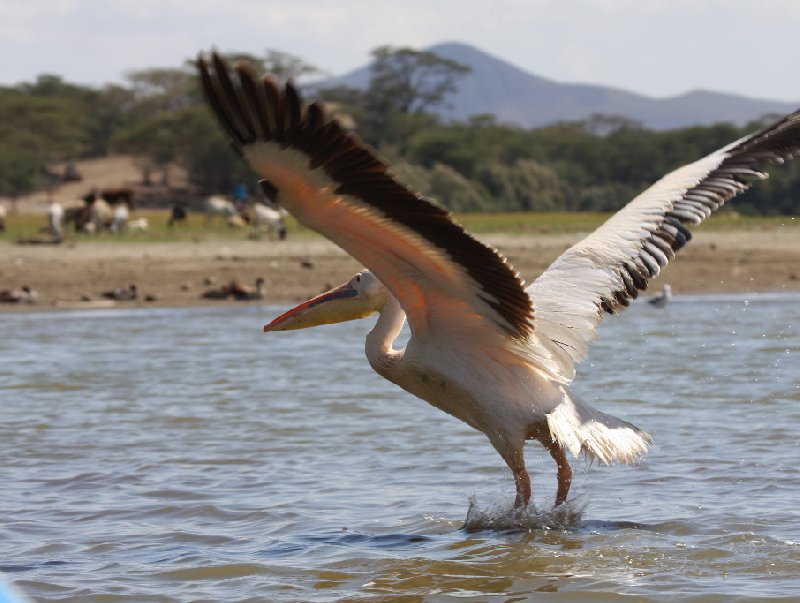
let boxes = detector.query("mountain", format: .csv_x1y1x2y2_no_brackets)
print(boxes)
316,42,798,130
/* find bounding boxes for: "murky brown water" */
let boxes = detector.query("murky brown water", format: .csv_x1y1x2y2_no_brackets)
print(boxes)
1,293,799,602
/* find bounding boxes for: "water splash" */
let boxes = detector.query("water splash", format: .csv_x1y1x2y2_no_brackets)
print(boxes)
461,495,585,532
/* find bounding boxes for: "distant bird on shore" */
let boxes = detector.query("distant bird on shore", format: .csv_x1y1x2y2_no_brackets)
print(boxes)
230,277,266,301
201,278,266,301
102,284,137,301
0,285,37,303
201,285,230,300
199,52,800,509
648,284,672,307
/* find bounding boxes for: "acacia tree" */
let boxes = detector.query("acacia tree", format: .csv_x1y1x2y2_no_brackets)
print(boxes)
367,46,470,115
362,46,470,147
125,67,195,117
263,49,322,81
199,50,321,82
0,78,94,197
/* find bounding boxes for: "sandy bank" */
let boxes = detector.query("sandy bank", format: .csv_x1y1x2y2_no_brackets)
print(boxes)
1,230,798,313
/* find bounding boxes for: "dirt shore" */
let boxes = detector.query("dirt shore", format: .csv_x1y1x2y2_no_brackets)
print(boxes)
1,230,799,313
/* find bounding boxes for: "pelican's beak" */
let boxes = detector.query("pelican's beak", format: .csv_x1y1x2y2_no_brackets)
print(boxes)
264,281,373,332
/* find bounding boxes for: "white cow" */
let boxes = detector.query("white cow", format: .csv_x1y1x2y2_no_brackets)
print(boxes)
128,217,149,232
110,203,129,233
61,201,85,231
48,202,64,237
249,202,287,240
204,195,238,222
87,199,113,233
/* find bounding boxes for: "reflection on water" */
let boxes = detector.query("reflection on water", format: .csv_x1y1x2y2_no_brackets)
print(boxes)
0,293,799,601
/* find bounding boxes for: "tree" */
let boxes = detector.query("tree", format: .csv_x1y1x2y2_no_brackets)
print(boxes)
5,49,800,216
125,67,195,117
476,160,564,212
578,113,643,136
112,113,178,185
0,134,40,197
362,46,470,146
85,84,137,156
263,49,322,81
388,161,489,212
0,82,94,196
196,49,321,83
428,163,489,212
367,46,470,115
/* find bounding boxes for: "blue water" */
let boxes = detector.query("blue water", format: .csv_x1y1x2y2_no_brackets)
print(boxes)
1,293,799,601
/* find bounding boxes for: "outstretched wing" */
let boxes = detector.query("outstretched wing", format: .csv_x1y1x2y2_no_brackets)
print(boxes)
198,52,533,344
528,110,800,382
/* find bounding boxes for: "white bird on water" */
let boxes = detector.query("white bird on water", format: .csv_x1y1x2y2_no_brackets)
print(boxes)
648,284,673,308
198,52,800,509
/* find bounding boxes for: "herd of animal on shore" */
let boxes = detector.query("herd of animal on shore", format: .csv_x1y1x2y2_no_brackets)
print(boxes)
0,183,675,309
0,188,288,306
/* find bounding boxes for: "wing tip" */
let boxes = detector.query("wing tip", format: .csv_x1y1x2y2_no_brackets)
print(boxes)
199,51,536,341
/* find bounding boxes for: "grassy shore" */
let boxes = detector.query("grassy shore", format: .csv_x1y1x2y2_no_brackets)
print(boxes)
1,210,798,313
2,208,797,243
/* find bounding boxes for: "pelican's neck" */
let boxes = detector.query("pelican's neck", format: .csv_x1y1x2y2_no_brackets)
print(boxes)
365,291,406,379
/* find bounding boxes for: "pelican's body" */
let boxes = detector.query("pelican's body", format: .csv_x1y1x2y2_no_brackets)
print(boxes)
199,53,800,508
265,269,646,505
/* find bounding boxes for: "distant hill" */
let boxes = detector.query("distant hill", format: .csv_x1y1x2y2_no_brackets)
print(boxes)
316,42,798,130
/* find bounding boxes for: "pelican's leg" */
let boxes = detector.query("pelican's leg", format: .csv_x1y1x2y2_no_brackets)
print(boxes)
546,440,572,506
513,467,531,509
504,451,531,509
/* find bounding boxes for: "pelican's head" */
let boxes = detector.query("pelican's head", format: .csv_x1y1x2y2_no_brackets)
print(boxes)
264,270,386,332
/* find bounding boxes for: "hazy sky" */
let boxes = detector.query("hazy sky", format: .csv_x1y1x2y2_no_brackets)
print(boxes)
1,0,799,101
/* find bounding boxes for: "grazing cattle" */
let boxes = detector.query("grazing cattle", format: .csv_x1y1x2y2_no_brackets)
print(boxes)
0,203,7,232
204,195,239,222
226,214,248,229
167,203,187,227
100,187,135,208
65,193,112,233
48,202,64,238
61,201,86,232
128,217,149,232
109,203,129,233
87,199,113,233
247,202,287,240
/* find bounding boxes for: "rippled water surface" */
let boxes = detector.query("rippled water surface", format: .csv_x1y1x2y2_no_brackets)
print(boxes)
1,293,799,602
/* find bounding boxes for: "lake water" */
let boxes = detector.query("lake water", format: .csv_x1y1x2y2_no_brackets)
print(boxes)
1,292,799,602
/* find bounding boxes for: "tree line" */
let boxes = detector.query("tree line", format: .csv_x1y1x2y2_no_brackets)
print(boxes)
1,46,798,215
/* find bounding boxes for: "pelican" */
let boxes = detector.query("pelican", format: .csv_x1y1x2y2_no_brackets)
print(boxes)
198,52,800,508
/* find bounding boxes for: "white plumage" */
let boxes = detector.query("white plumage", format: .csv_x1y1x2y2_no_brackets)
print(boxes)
199,52,800,508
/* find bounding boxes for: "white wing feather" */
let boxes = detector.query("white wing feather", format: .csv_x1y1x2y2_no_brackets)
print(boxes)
528,120,800,382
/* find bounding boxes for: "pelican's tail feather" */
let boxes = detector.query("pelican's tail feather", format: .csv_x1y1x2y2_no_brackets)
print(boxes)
546,391,651,465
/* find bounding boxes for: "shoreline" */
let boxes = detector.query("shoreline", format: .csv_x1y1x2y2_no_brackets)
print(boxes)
1,230,799,313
